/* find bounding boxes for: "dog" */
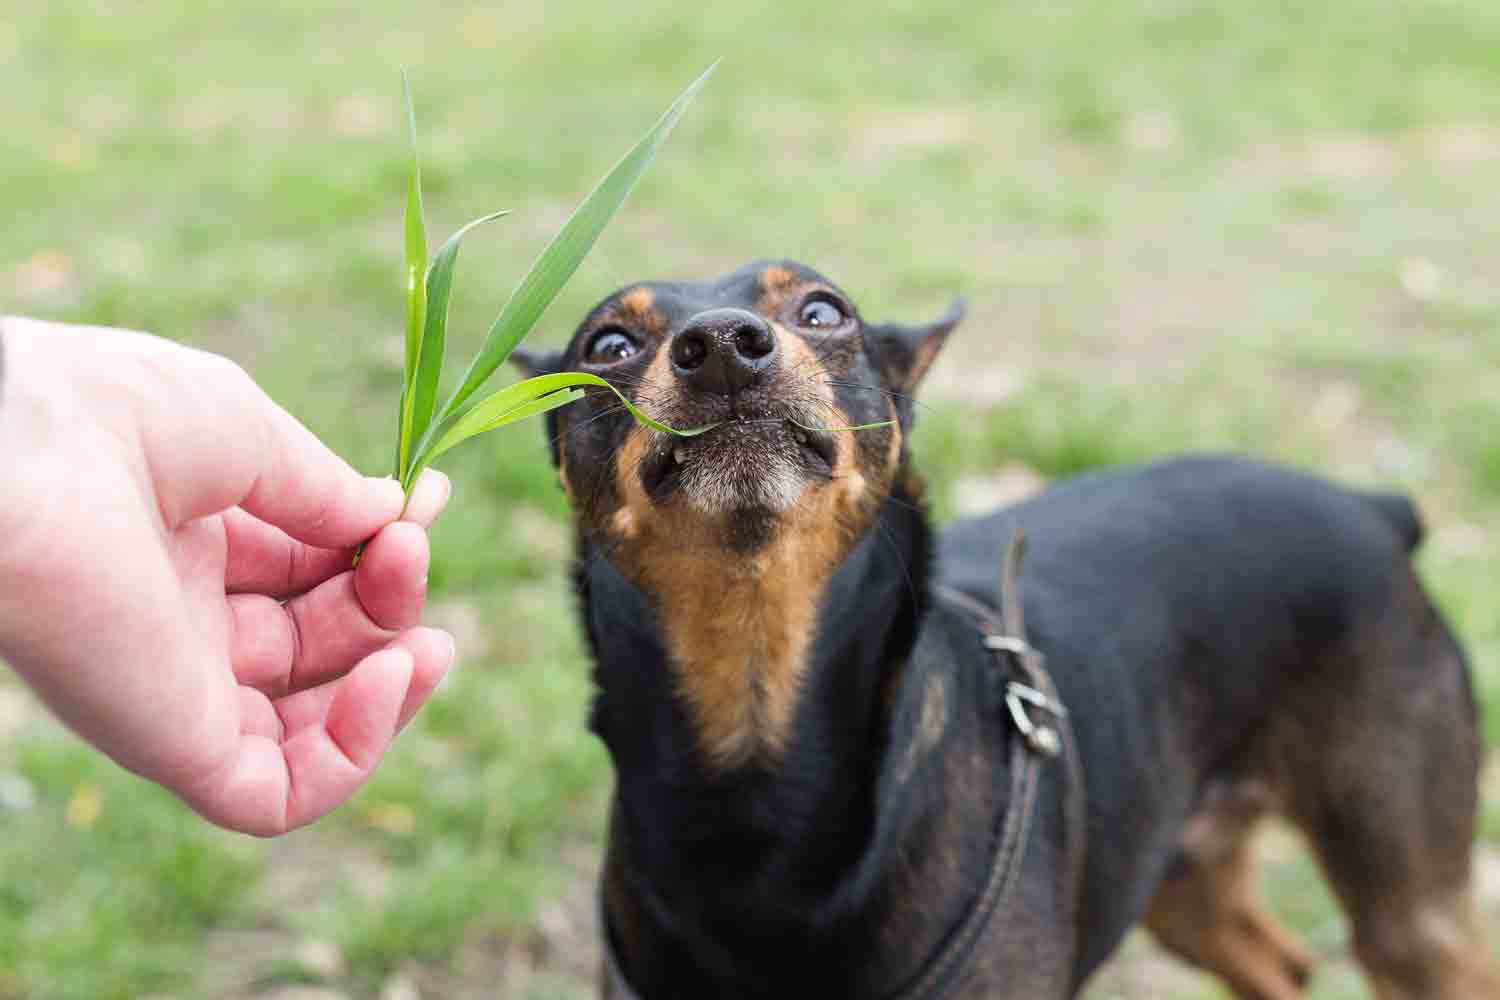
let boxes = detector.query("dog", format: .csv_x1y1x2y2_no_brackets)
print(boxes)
513,260,1497,998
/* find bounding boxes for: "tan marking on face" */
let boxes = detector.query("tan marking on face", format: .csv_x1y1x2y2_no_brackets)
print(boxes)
616,287,663,336
758,265,803,313
638,332,675,394
761,265,797,293
593,330,883,767
768,320,828,383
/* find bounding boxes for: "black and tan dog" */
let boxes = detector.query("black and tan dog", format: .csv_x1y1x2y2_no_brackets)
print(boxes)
515,260,1497,999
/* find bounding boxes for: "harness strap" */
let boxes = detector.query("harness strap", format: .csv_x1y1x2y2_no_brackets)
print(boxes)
889,531,1074,1000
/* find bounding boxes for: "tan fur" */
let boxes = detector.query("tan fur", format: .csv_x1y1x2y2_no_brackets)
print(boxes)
758,265,802,313
1146,800,1314,1000
616,287,664,336
587,325,893,767
1354,890,1500,1000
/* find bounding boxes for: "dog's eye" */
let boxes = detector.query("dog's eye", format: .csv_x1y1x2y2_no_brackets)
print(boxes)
798,297,846,329
584,328,639,365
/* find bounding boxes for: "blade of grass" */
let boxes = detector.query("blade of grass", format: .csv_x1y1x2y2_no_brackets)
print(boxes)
409,371,718,490
788,416,897,433
407,210,510,461
432,61,718,427
423,388,586,465
396,70,428,480
405,388,587,494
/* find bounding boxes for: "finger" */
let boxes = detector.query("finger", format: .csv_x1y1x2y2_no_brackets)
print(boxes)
238,686,284,743
222,507,355,598
353,521,429,631
284,645,412,830
237,399,408,548
126,339,407,546
228,521,429,696
270,627,455,735
226,469,448,600
394,626,454,731
179,647,413,836
400,469,451,528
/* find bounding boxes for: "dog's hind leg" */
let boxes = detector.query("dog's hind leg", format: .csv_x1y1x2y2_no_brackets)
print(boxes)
1144,780,1314,1000
1272,573,1499,1000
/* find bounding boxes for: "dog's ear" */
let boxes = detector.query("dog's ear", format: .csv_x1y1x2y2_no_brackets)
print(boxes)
509,346,566,378
865,297,965,394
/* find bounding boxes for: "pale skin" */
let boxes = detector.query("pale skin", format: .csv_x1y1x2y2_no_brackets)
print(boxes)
0,317,455,836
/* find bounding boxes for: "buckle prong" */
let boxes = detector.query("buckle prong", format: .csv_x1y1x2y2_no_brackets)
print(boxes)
1004,681,1065,758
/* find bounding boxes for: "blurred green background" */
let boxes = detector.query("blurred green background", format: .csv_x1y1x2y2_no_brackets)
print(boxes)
3,1,1499,997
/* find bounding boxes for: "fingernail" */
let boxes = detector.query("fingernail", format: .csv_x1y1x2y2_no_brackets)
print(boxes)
368,475,405,512
404,469,451,525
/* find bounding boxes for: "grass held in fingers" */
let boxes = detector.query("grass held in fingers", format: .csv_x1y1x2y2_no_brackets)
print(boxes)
386,63,719,516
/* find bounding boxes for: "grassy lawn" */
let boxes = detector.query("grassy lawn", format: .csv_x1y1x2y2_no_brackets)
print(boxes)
3,1,1499,997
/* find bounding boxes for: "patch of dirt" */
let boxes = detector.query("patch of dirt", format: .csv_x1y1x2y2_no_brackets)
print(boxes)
425,598,493,663
9,249,81,308
1233,123,1500,188
332,95,392,137
848,106,982,164
200,830,394,1000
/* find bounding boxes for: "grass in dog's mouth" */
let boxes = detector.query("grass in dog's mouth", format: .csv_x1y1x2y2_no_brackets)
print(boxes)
644,417,858,500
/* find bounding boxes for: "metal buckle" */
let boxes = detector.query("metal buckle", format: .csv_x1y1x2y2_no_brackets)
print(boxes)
1004,681,1066,758
983,634,1031,656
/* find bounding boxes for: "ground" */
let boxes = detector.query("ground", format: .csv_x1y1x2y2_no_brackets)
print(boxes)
3,2,1500,997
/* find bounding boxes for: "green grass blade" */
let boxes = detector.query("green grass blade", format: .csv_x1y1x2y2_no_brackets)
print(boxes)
422,388,586,466
787,416,897,433
435,61,718,423
410,371,718,488
408,210,510,460
397,70,428,480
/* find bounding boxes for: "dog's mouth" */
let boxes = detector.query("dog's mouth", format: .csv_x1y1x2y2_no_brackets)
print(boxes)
640,417,837,511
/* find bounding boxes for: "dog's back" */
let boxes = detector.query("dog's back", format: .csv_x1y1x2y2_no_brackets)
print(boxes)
937,454,1490,996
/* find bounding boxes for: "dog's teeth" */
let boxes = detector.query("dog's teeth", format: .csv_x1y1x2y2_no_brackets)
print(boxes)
673,447,688,465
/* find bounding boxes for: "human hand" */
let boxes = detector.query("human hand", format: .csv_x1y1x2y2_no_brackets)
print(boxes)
0,317,455,835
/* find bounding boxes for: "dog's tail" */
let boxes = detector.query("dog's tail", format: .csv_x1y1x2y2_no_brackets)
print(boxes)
1365,490,1425,552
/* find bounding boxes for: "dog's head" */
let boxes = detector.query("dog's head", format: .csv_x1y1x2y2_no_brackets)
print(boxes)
518,259,962,563
518,261,961,765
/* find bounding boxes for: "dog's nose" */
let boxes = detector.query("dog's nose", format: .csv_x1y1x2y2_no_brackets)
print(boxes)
669,309,778,396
